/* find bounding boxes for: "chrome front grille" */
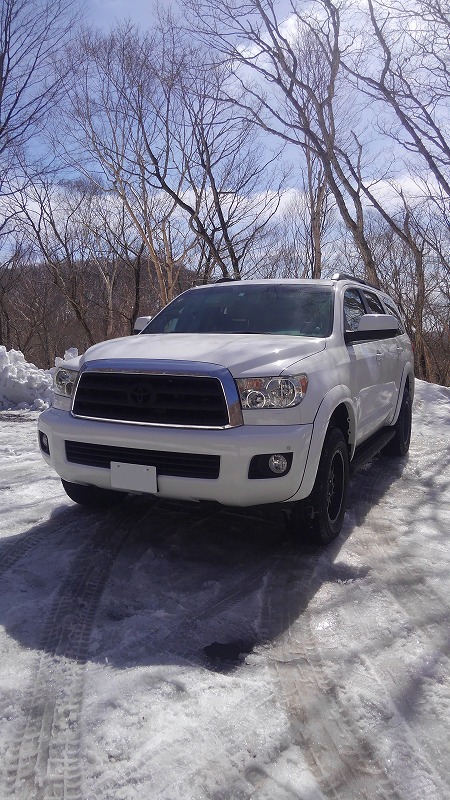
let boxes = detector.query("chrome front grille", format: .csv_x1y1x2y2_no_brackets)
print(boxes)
71,360,243,429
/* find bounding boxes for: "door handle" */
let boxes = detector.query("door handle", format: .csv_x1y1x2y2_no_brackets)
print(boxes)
376,351,384,362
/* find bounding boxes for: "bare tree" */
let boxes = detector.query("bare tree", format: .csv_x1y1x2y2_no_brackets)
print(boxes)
57,21,284,299
176,51,285,280
59,179,151,336
187,0,387,283
344,0,450,200
0,234,30,348
14,177,144,352
267,169,334,280
0,0,79,176
0,0,81,256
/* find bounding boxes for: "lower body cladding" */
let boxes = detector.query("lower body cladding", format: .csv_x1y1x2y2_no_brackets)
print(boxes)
38,408,313,507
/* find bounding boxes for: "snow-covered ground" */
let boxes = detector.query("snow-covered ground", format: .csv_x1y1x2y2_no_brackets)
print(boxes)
0,349,449,799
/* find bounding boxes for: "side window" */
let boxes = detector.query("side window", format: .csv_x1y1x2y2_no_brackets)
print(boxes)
383,299,405,334
362,290,385,314
344,289,366,333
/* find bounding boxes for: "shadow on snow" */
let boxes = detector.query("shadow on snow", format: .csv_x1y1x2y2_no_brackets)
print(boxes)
0,448,446,677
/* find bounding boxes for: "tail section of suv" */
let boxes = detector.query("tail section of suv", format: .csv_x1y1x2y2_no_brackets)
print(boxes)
38,275,414,543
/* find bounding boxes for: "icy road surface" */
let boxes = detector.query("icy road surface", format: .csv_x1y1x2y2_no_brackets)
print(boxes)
0,380,449,800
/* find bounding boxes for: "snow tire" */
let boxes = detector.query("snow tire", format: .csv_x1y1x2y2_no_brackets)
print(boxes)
294,426,349,545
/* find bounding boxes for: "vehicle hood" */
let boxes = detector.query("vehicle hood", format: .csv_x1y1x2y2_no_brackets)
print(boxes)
79,333,326,377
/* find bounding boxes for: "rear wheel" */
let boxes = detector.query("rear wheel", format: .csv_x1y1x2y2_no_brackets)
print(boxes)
383,387,412,457
61,479,127,509
292,427,349,545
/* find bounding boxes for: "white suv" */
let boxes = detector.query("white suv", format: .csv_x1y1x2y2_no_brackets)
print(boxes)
38,274,414,544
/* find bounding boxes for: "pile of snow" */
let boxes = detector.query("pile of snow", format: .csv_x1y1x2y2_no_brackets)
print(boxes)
0,346,77,411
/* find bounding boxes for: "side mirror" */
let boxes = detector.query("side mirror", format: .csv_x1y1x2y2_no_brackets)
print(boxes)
133,316,152,335
345,314,399,343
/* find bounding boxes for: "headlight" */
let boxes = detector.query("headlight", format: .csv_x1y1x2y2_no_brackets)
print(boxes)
236,374,308,409
53,367,79,397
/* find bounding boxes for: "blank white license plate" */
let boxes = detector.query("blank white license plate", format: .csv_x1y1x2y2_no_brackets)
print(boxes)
110,462,158,493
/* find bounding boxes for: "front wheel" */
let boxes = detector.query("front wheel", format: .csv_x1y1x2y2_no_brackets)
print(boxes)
383,387,412,457
61,479,127,509
292,427,349,545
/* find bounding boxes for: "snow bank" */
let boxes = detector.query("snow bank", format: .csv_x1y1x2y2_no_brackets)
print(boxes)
413,376,450,427
0,346,76,411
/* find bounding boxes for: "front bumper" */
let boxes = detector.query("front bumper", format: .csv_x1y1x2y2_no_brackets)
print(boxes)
38,408,313,506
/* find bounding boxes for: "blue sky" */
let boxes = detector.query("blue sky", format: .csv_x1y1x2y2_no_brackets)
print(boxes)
86,0,157,30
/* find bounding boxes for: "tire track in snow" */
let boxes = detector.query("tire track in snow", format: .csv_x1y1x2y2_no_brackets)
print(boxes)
3,497,280,800
259,544,405,800
4,503,136,800
133,501,287,647
86,504,288,800
345,455,450,796
0,512,95,580
260,452,449,800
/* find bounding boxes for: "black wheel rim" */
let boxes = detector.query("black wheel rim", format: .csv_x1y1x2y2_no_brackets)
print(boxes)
327,450,345,524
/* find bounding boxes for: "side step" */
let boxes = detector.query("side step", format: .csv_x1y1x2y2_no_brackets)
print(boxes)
350,427,396,476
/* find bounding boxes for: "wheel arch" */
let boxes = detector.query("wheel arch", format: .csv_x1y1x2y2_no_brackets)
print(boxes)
329,403,354,452
391,365,415,425
288,385,356,502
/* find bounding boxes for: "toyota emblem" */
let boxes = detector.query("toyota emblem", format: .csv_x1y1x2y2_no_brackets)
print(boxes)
128,385,154,406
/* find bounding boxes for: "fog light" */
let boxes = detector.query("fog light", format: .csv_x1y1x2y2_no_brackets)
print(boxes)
268,454,288,474
39,431,50,455
248,452,293,479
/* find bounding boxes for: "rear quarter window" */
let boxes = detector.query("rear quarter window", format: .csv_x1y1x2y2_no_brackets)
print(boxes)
382,298,405,334
362,290,385,314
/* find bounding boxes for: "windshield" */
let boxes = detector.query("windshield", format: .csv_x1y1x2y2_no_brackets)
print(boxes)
143,284,333,337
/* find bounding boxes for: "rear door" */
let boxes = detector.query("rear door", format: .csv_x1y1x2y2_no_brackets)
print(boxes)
343,288,386,442
361,289,399,418
381,295,411,394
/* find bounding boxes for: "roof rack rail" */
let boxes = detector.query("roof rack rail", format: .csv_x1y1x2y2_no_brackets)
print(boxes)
331,272,379,291
213,276,241,283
